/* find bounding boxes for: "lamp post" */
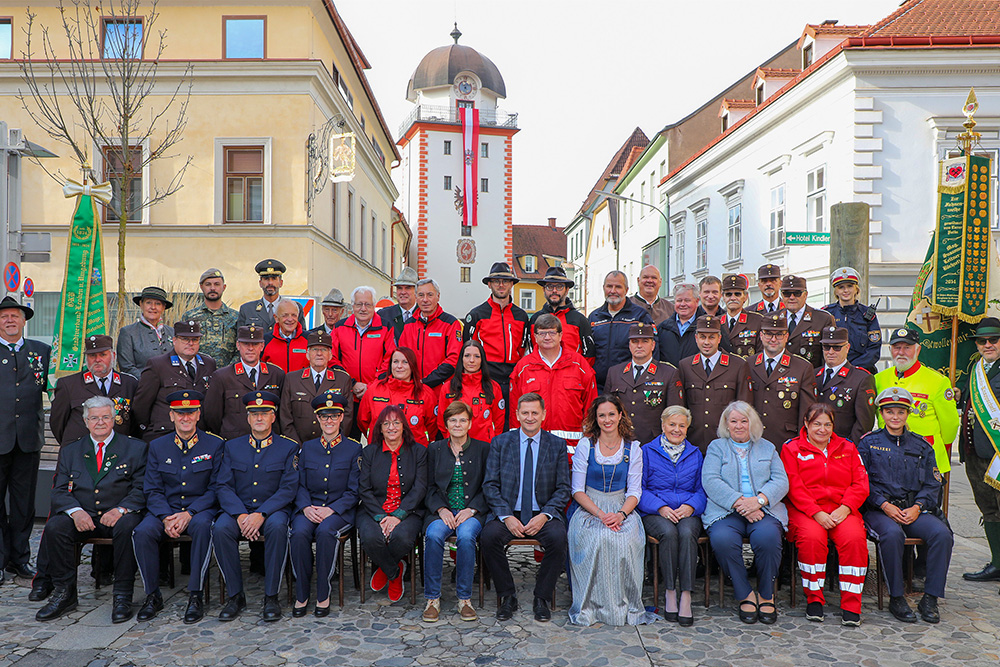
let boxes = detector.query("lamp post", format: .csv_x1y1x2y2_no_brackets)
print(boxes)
595,189,670,296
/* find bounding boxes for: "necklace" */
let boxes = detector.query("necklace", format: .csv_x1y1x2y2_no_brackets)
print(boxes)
598,438,620,492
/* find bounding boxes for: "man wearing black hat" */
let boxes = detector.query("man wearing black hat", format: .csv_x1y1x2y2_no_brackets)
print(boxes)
183,268,238,367
213,391,299,622
749,312,817,450
814,326,876,445
959,317,1000,586
0,296,50,583
749,264,784,314
237,259,300,330
604,323,677,443
667,315,752,453
280,329,354,443
133,321,217,442
589,270,655,391
781,275,835,369
204,325,286,440
117,286,174,377
528,266,595,362
132,390,224,623
721,274,763,358
464,262,530,420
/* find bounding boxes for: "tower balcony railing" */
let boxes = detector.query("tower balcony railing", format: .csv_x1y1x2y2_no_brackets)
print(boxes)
398,105,518,136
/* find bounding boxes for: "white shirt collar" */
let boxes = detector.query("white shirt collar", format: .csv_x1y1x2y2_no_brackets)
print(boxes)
241,361,261,375
90,432,115,448
824,361,847,376
540,348,562,368
3,337,24,351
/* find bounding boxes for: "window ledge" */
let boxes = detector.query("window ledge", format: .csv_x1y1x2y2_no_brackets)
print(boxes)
722,258,743,272
762,246,789,264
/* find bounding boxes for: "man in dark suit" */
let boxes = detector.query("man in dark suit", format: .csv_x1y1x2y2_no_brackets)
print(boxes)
50,335,139,445
605,323,676,444
132,390,224,624
377,267,419,343
279,330,354,442
0,296,51,582
482,392,571,622
34,396,146,623
815,326,875,445
132,321,216,442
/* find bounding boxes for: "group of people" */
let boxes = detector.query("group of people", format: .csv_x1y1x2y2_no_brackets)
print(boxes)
0,254,996,630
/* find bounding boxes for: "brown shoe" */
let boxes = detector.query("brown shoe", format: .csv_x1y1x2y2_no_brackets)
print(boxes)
422,599,440,622
458,599,478,621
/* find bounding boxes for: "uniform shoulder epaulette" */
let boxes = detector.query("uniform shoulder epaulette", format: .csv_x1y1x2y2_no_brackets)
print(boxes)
275,434,299,446
660,361,677,370
204,431,225,442
859,429,880,440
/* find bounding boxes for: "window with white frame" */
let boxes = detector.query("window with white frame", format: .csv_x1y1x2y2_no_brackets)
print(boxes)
696,213,708,270
806,166,826,232
223,146,264,223
728,203,742,261
649,172,655,204
480,178,489,193
443,140,451,155
659,160,666,181
381,223,388,272
0,19,12,59
102,144,143,223
640,182,646,207
102,19,142,59
444,175,452,190
519,289,535,311
480,142,489,158
671,214,686,276
524,255,536,273
460,267,471,283
770,184,786,249
360,201,367,258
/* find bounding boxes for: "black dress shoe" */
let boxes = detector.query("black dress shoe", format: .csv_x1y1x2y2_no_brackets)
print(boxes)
917,594,940,623
292,603,309,618
532,596,551,622
219,592,246,621
678,614,694,627
664,611,679,622
111,594,134,624
889,596,917,623
136,592,163,621
183,592,204,624
496,595,518,621
738,600,758,624
35,588,78,622
963,563,1000,582
28,578,53,602
6,563,36,579
757,601,777,625
262,594,282,622
313,604,330,618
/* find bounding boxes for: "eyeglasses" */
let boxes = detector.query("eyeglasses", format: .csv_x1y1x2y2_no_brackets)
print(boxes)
977,336,1000,345
781,290,804,297
760,331,786,339
821,344,848,351
382,421,403,429
316,413,342,421
542,284,566,292
536,331,560,338
85,415,113,423
723,291,743,297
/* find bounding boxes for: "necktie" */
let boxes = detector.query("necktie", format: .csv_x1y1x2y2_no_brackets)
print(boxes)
186,361,196,383
314,373,322,390
729,317,737,330
704,359,713,376
267,303,274,318
766,359,774,377
96,441,105,470
249,368,257,387
99,378,108,396
634,365,644,380
520,438,534,525
788,313,797,334
768,303,775,313
824,368,834,388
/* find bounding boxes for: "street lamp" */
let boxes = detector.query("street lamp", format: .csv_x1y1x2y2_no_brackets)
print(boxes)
595,189,670,295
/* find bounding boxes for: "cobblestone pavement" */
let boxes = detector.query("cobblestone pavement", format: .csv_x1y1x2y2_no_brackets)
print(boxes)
0,457,998,667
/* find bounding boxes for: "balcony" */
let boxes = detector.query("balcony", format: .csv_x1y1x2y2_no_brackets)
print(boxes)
398,105,518,136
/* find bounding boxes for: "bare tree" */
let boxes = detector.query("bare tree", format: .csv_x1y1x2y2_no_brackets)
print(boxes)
16,0,193,327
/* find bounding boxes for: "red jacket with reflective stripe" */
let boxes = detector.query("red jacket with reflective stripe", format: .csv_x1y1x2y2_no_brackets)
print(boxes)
330,313,395,385
508,348,597,444
780,428,870,517
437,372,506,442
261,322,309,373
397,306,462,389
464,299,529,379
357,377,438,446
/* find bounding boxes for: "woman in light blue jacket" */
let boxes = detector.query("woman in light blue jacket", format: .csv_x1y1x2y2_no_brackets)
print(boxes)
702,401,788,626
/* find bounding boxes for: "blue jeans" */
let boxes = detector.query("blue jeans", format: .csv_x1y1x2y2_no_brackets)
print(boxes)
423,517,482,600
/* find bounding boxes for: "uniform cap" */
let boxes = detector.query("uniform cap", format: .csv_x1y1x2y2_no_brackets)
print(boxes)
242,390,279,411
237,325,265,343
84,335,114,354
695,315,722,334
321,288,346,307
888,327,920,345
482,262,519,285
306,329,333,348
757,264,781,280
830,266,861,286
537,266,574,287
973,316,1000,339
820,326,849,345
167,390,204,412
311,390,347,414
876,386,913,410
393,267,419,287
174,320,203,338
628,322,657,340
255,259,286,277
760,312,788,332
199,268,224,284
722,274,749,291
780,275,807,291
132,286,173,309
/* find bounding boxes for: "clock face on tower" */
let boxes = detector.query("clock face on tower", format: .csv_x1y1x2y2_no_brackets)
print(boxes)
454,75,478,99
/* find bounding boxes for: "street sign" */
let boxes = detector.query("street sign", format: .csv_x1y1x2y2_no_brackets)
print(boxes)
22,297,33,310
23,278,33,297
287,296,318,331
3,262,20,292
784,232,831,245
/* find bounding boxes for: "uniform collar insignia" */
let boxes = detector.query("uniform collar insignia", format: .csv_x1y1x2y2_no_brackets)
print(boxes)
720,354,730,366
838,366,850,377
322,434,342,448
780,354,790,366
647,362,657,374
83,371,94,383
755,353,764,365
623,362,632,373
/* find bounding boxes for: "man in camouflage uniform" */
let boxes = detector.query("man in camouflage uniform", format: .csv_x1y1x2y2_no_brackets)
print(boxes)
182,268,238,367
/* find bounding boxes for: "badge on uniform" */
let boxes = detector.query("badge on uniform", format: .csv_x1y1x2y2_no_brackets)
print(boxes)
643,390,663,407
410,415,419,426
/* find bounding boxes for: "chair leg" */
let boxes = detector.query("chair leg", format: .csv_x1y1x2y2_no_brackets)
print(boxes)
875,543,884,611
789,541,797,608
93,545,102,591
168,543,177,589
351,531,360,590
410,542,417,606
477,545,485,608
286,559,294,606
359,546,367,604
338,538,346,608
652,543,660,614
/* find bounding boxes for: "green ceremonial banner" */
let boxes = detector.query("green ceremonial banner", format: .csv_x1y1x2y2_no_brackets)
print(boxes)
52,193,108,377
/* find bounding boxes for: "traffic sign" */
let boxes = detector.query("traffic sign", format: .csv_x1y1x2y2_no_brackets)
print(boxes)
23,278,33,298
3,262,20,293
784,232,831,245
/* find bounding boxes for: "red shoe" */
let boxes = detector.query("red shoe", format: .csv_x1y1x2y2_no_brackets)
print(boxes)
387,561,406,603
370,567,388,592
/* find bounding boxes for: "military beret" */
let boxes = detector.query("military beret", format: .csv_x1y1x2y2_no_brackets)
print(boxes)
199,268,225,284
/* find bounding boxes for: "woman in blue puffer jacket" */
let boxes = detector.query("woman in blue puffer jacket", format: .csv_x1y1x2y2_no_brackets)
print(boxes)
638,405,706,626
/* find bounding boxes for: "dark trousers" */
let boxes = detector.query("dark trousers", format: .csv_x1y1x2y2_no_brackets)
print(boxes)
212,510,289,597
357,513,421,579
289,512,352,603
864,510,953,598
642,514,702,593
708,513,783,601
40,512,142,596
0,447,40,568
966,453,1000,523
481,514,567,602
133,512,215,595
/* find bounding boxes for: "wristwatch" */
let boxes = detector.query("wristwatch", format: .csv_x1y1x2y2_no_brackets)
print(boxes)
117,506,129,514
756,496,766,506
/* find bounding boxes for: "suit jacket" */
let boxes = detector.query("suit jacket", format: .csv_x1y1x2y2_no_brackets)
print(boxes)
116,321,174,378
132,353,217,441
216,433,299,517
961,359,1000,461
482,429,571,522
657,316,699,368
49,433,147,516
667,353,753,453
749,352,817,451
203,361,285,440
50,370,138,445
358,441,428,521
279,365,354,443
0,338,50,454
377,303,416,343
816,363,876,445
604,359,676,444
722,310,764,359
784,306,836,369
143,429,224,519
295,435,363,523
425,437,490,530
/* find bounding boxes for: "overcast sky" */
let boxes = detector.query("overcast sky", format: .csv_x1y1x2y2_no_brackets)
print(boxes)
336,0,903,228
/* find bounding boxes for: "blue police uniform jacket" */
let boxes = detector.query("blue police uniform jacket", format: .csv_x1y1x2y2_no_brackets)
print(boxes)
216,432,299,517
823,302,882,372
588,299,654,388
856,427,942,512
294,435,363,524
144,429,224,519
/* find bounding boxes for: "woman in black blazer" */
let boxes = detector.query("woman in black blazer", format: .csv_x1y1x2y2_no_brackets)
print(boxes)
422,401,490,622
358,404,428,603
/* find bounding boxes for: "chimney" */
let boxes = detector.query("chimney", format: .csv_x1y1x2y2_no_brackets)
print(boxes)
548,217,557,229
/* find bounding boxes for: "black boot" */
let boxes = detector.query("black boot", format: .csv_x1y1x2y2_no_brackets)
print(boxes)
219,592,246,621
28,577,54,602
35,587,78,622
917,593,940,623
889,596,916,623
111,594,134,623
183,591,205,624
136,591,163,622
262,594,282,622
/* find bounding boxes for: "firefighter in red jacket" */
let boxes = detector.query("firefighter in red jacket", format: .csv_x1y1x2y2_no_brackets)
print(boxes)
261,299,309,373
357,347,438,446
509,313,597,451
528,267,595,363
438,340,506,442
397,279,462,393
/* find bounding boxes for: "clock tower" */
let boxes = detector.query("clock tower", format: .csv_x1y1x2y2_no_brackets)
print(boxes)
397,24,519,316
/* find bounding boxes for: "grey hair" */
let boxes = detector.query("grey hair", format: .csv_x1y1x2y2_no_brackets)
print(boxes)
673,283,698,298
604,270,628,288
660,405,692,426
717,401,764,442
82,396,115,419
351,286,377,303
276,298,300,314
416,278,440,293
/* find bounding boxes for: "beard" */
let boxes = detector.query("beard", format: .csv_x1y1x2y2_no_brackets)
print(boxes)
893,356,917,373
205,291,221,302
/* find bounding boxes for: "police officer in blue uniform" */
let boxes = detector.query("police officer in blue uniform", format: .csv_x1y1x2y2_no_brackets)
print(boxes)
823,267,882,375
133,391,223,624
857,387,953,624
212,391,298,622
289,392,362,617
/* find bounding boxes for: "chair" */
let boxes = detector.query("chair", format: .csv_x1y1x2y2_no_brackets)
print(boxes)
80,537,114,590
872,536,924,610
85,536,213,599
647,534,712,610
359,540,419,605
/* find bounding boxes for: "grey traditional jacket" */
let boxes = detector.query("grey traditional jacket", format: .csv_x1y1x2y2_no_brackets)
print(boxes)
117,320,174,377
